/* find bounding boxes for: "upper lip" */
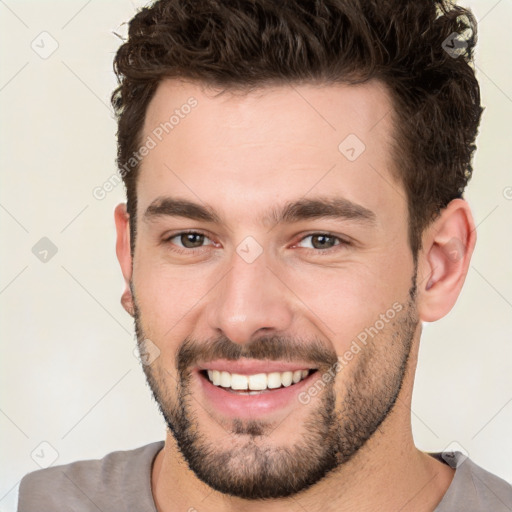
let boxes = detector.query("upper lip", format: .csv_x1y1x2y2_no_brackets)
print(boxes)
197,358,317,375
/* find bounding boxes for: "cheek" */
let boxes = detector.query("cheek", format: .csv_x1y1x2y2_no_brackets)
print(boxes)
281,258,411,351
132,257,213,335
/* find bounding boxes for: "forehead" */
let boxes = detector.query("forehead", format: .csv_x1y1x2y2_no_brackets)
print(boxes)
137,78,402,227
143,78,395,150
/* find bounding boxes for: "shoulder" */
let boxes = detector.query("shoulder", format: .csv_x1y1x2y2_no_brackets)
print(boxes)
432,451,512,512
17,441,164,512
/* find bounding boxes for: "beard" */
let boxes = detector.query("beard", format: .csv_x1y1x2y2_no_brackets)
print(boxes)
132,266,419,500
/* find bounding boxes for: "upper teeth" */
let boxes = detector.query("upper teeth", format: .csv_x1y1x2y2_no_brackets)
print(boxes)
206,369,310,391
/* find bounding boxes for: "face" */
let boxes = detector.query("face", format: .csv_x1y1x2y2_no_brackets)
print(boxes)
126,79,420,499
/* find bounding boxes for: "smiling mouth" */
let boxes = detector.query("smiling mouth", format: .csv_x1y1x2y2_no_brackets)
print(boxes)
199,368,318,395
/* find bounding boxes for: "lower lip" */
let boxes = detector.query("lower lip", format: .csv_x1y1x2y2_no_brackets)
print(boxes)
197,370,318,419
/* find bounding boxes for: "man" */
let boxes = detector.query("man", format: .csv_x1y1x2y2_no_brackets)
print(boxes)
17,0,512,511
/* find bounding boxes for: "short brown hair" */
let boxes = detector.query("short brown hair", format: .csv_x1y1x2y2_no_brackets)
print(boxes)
111,0,483,258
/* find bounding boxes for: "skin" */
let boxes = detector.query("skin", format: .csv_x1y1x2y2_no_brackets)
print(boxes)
114,78,476,512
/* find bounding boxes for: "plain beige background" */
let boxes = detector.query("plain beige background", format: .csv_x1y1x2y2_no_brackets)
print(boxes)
0,1,511,510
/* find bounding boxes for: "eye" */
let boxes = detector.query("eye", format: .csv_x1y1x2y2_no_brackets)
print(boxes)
295,233,350,253
163,231,215,254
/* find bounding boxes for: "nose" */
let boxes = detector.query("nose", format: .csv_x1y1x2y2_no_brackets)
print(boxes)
206,249,294,346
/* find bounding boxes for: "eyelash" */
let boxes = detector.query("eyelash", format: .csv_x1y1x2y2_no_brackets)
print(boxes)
162,230,351,256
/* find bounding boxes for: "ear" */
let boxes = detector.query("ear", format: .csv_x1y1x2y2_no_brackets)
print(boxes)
114,203,134,317
416,198,476,322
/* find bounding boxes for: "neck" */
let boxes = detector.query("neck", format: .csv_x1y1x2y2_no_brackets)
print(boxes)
151,340,455,512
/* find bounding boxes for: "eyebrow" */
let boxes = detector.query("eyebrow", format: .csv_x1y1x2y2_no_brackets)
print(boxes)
143,196,377,228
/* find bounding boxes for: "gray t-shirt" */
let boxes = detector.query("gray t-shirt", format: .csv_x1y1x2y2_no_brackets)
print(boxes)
17,441,512,511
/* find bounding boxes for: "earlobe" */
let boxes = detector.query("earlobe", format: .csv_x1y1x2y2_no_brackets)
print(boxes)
114,203,135,317
417,199,476,322
121,285,135,317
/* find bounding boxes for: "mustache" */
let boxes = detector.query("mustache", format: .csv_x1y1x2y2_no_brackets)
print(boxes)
175,335,339,375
